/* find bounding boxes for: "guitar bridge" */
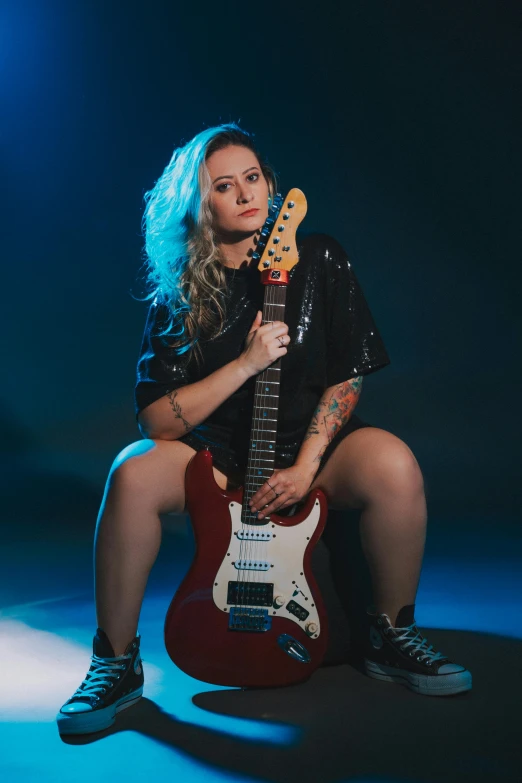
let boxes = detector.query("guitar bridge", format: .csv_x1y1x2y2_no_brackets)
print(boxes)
228,607,272,632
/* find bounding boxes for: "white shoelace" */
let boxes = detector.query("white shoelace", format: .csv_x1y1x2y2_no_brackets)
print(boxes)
386,623,448,665
72,652,132,701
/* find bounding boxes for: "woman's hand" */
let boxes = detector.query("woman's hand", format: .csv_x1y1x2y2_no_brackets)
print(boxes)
238,311,290,377
248,464,318,519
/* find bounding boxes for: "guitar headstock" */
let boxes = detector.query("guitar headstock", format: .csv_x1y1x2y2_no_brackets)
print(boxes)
252,188,307,275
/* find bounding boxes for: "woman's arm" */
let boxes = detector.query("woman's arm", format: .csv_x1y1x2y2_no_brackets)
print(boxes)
137,357,253,440
293,376,363,472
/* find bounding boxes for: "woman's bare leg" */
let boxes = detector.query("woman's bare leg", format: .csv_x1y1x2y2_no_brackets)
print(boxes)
94,439,230,655
310,427,427,627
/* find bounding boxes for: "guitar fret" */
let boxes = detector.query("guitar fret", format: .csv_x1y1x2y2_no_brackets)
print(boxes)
241,286,286,470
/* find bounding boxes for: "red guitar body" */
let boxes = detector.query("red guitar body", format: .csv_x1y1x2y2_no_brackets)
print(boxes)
164,449,329,688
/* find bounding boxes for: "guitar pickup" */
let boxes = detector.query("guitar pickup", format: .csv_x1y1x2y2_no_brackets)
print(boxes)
227,581,274,607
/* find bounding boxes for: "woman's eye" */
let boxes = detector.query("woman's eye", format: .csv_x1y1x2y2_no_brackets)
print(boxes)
216,173,259,193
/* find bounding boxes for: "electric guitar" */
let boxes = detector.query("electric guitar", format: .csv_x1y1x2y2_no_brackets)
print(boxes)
164,189,330,687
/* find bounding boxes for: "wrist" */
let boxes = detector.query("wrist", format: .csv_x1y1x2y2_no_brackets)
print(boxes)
233,356,255,382
294,458,321,479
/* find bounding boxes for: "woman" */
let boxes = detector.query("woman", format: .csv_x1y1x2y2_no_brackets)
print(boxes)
57,123,471,735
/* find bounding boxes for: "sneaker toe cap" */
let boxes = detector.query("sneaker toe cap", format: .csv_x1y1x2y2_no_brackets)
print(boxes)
438,663,467,674
60,701,94,714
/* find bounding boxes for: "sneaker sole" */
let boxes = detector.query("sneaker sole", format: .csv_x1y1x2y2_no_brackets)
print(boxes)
56,687,143,735
364,659,472,696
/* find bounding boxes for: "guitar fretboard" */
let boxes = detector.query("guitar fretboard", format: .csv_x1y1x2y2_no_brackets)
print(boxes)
242,284,288,523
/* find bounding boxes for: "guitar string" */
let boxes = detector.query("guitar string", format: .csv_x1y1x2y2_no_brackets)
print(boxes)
237,197,284,624
237,291,272,615
249,286,278,605
249,287,274,608
237,208,276,615
241,289,273,616
239,281,283,621
258,284,284,618
235,281,266,615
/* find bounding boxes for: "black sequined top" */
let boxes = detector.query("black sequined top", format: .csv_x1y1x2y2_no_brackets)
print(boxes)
135,232,390,479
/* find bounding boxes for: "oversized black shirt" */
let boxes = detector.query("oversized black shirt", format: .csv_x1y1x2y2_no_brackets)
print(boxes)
135,232,391,479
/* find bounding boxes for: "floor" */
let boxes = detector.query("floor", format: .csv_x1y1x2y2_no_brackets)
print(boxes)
0,509,520,783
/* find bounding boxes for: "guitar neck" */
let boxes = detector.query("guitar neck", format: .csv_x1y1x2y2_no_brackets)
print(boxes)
242,283,288,520
239,187,307,522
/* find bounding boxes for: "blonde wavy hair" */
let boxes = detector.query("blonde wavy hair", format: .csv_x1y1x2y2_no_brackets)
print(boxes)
140,122,278,367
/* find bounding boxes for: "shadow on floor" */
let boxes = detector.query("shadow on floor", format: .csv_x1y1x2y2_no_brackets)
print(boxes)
59,622,519,783
56,511,520,782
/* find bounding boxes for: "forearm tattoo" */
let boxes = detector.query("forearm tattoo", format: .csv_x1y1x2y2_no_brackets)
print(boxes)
303,376,363,463
167,389,193,433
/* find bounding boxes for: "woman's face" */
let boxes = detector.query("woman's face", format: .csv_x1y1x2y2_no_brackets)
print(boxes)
206,144,269,237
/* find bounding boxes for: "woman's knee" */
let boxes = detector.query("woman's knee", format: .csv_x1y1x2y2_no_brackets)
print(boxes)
370,438,425,498
106,438,189,513
108,439,157,489
340,429,425,503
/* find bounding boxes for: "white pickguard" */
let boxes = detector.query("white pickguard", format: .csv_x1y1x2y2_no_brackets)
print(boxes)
212,499,323,637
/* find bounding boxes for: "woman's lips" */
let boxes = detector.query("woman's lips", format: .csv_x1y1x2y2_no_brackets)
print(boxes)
239,208,259,217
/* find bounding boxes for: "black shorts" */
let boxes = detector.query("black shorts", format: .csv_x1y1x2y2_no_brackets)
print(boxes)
179,414,373,490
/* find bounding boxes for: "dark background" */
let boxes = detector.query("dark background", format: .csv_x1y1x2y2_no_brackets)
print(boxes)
2,0,521,531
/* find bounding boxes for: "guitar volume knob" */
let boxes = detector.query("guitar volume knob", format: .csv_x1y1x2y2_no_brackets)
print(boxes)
274,595,285,608
305,622,318,635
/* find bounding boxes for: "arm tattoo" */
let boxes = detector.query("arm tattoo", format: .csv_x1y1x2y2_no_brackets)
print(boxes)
167,389,193,433
303,376,363,463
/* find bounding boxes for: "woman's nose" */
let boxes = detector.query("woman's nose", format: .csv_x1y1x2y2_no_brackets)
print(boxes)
237,187,253,203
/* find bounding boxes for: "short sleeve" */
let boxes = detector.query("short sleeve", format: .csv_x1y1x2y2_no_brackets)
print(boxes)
323,235,391,387
134,300,190,419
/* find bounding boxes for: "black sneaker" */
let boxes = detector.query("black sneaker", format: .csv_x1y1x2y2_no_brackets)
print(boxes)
56,628,144,735
364,604,472,696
